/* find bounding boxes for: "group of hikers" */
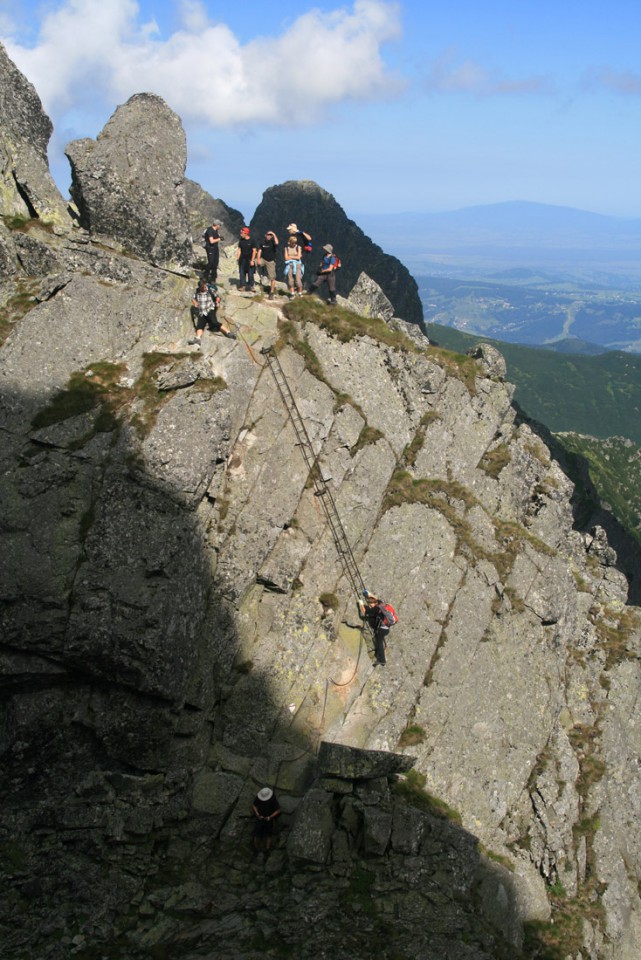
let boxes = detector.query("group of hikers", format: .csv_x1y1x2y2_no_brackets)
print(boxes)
201,220,341,302
189,219,340,345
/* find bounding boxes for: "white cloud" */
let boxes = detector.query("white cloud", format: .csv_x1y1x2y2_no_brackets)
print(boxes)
2,0,404,129
425,50,551,97
592,68,641,96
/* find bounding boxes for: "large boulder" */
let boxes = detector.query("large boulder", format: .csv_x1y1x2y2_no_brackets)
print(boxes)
251,180,424,326
0,42,70,227
65,93,192,268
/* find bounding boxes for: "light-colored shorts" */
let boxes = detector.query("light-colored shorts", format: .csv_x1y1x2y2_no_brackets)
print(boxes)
262,260,276,281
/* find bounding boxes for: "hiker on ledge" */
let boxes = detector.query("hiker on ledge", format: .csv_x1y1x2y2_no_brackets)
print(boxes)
203,221,221,282
237,226,257,292
257,230,279,299
308,244,338,304
358,590,397,667
251,787,281,852
188,278,236,346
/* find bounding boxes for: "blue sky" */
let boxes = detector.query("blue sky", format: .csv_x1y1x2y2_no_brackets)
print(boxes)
2,0,641,222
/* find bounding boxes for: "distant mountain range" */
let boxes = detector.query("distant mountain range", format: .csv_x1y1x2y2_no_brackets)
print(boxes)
415,273,641,354
357,201,641,285
425,321,641,444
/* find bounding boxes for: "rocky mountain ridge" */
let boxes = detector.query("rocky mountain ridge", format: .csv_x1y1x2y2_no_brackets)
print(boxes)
2,43,641,960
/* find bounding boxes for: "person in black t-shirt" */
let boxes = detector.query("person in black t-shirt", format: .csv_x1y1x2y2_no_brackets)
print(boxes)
236,227,257,291
203,222,221,282
257,230,279,299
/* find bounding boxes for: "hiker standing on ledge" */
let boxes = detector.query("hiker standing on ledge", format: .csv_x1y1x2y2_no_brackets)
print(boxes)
308,244,339,305
203,221,221,282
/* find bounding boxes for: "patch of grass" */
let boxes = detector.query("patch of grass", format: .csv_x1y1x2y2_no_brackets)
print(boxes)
398,723,426,748
319,592,339,610
190,376,227,396
350,424,384,456
523,884,606,960
403,431,426,468
233,660,254,674
282,300,481,397
591,604,640,668
503,585,526,613
491,518,556,580
283,297,419,351
129,351,202,438
478,844,515,872
392,769,462,824
478,442,511,478
424,343,479,395
31,361,129,431
2,214,33,231
383,470,477,514
275,319,325,381
0,279,40,345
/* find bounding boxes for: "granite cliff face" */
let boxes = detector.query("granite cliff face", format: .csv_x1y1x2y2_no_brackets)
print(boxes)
66,93,192,268
0,42,71,231
2,49,641,960
184,177,245,251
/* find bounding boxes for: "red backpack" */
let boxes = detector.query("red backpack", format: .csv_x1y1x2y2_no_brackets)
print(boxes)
380,603,398,627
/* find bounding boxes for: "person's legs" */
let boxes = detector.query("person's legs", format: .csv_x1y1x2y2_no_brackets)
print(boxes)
327,272,337,304
188,314,207,345
266,260,276,298
374,628,387,665
207,313,237,340
207,249,219,282
238,257,249,289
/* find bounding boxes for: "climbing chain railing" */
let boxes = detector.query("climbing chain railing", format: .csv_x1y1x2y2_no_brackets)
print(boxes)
261,345,367,604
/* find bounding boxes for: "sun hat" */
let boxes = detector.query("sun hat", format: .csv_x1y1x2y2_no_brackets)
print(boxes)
258,787,273,801
287,223,298,232
323,244,333,254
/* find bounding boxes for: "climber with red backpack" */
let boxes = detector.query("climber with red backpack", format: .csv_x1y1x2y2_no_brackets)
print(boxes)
307,244,341,305
358,589,398,667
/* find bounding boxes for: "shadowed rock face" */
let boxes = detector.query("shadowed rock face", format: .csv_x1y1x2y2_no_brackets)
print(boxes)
4,43,641,960
65,93,192,268
0,42,70,226
251,179,424,326
184,178,245,251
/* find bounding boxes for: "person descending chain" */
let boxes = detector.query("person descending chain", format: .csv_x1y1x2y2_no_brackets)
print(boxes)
358,589,398,666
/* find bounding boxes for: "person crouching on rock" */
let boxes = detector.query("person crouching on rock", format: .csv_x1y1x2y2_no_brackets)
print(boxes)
188,278,236,346
251,787,281,852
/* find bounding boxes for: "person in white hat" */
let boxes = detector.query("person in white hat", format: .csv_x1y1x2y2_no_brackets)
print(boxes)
251,786,281,851
287,223,312,273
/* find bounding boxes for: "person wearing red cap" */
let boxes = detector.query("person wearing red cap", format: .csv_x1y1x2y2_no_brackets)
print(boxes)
236,226,257,292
